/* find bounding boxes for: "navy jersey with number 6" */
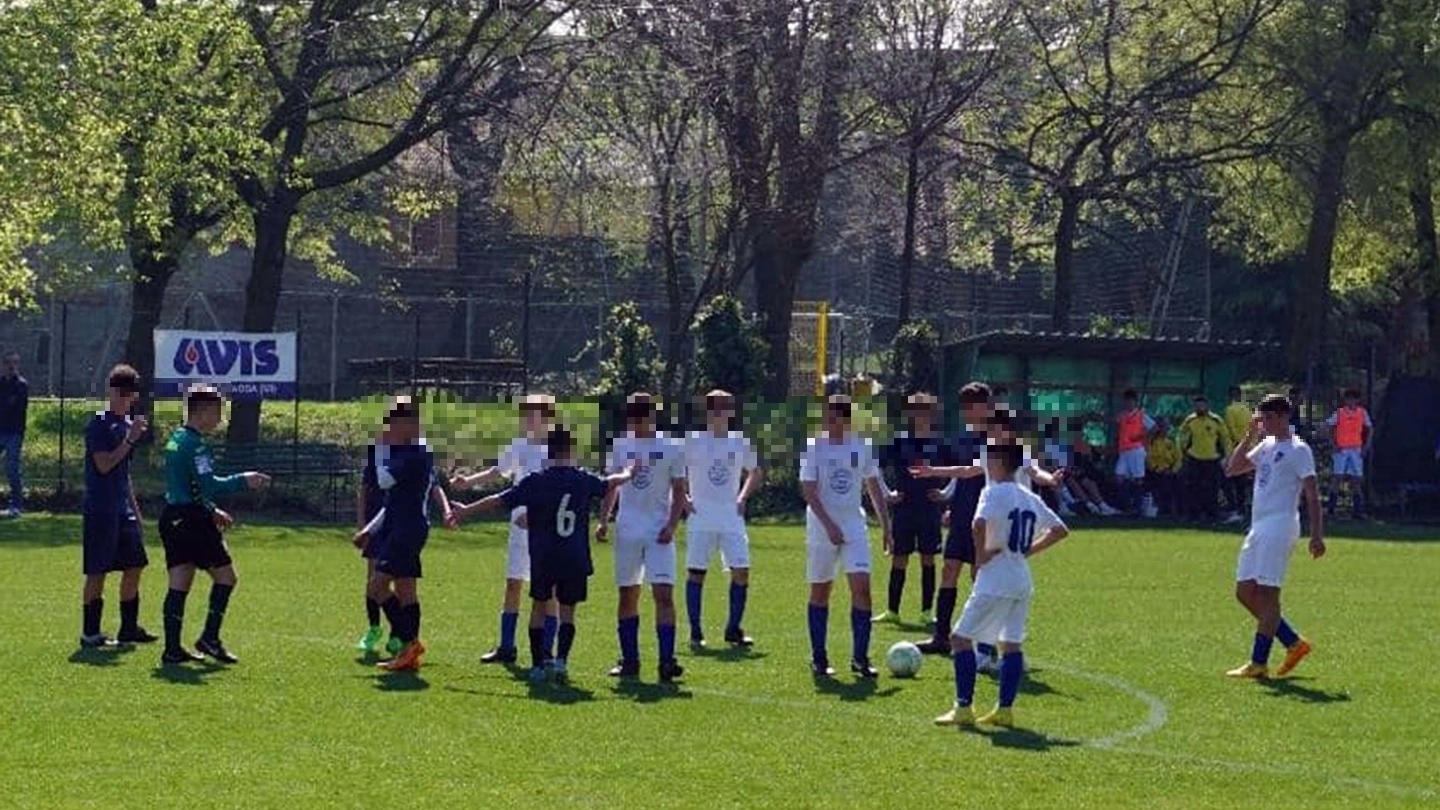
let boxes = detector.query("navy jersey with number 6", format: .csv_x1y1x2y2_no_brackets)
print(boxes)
500,466,608,577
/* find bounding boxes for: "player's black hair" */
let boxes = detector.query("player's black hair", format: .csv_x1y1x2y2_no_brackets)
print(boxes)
988,441,1023,476
626,392,657,422
825,394,852,418
546,426,575,458
1343,387,1361,399
1258,394,1291,416
387,396,419,422
185,385,224,419
107,364,140,392
958,381,991,405
1122,389,1138,401
704,389,735,412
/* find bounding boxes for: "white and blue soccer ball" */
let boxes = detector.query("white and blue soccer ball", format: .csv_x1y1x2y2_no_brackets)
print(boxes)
885,641,924,678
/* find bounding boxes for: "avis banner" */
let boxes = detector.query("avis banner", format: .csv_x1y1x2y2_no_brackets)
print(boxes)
153,330,298,400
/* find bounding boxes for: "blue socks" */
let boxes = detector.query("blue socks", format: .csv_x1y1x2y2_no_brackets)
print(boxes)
953,649,977,707
1275,618,1300,648
807,604,828,664
618,615,641,663
1251,632,1274,666
851,608,872,663
726,583,748,634
685,580,704,640
658,623,677,662
499,611,519,651
542,614,558,656
998,651,1024,708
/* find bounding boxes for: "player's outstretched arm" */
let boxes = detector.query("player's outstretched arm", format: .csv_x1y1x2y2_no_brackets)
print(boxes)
455,493,508,522
1026,525,1070,559
909,464,983,479
430,481,457,528
451,466,503,491
1029,465,1060,488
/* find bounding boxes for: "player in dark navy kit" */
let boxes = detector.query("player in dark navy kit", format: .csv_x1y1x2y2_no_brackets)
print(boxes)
874,392,958,627
79,365,154,648
455,426,635,684
353,397,454,673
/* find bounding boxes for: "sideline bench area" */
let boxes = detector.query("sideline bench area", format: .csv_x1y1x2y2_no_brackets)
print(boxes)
348,357,526,399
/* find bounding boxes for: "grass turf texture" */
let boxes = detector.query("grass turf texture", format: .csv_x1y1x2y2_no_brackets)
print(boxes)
3,516,1437,809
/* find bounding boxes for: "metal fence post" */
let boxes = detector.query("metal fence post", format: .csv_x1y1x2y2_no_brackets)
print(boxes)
57,302,68,495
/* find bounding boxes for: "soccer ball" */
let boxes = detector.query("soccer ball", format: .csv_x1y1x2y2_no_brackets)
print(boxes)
885,641,923,678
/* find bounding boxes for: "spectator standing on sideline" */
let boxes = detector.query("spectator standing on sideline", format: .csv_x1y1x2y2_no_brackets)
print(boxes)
1146,418,1183,518
1222,386,1251,522
1179,395,1232,524
0,349,28,517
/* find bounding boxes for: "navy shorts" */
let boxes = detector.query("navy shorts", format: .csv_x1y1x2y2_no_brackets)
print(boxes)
943,527,977,565
82,512,148,575
159,505,232,571
531,570,588,606
892,507,942,556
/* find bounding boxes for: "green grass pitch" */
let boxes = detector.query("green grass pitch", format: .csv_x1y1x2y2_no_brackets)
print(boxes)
2,516,1437,809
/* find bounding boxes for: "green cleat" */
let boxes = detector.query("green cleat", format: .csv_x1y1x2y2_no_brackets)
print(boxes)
385,635,404,656
356,626,385,653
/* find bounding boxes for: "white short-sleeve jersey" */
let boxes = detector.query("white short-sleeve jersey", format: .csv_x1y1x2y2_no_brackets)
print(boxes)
1247,436,1316,536
800,435,881,533
980,442,1037,489
496,437,548,520
685,430,758,533
973,481,1064,598
609,434,685,535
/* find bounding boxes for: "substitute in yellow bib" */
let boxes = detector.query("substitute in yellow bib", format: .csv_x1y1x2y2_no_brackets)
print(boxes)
1179,395,1231,522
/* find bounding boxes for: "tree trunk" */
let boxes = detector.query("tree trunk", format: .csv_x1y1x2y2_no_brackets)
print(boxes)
1286,134,1351,382
659,180,697,403
124,239,178,422
896,143,921,329
753,228,799,400
1051,190,1081,332
228,192,299,443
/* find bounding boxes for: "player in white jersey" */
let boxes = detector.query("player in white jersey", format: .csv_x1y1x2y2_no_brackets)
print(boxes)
801,395,893,678
935,441,1069,729
597,392,688,683
1221,394,1325,680
683,390,763,651
449,395,559,665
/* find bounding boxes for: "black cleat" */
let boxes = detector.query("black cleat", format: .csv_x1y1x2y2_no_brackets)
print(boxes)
811,659,836,677
117,626,159,644
689,636,707,652
851,658,880,679
480,646,518,665
195,637,238,664
915,638,950,656
658,659,685,683
79,633,115,649
608,659,641,678
161,647,205,665
723,628,755,647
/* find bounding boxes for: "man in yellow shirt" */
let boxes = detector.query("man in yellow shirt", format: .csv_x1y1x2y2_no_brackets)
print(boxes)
1179,395,1231,523
1221,386,1251,522
1145,417,1183,517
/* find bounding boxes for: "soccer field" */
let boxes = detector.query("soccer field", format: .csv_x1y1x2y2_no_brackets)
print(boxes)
3,516,1437,809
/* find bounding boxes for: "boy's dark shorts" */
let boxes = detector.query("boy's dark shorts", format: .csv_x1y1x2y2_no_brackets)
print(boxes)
159,504,232,571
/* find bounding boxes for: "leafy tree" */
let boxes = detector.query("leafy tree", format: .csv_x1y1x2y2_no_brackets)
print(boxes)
691,293,769,401
888,319,939,394
593,300,662,398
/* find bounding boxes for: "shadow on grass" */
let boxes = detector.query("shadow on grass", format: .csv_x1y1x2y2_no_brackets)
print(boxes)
610,679,694,704
691,645,768,664
812,674,902,703
980,726,1083,752
1262,677,1351,704
150,661,227,685
373,671,430,692
525,679,596,705
68,645,132,667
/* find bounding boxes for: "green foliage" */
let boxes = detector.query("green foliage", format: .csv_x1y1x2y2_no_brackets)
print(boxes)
1084,315,1148,339
692,294,770,400
592,301,662,399
888,320,940,394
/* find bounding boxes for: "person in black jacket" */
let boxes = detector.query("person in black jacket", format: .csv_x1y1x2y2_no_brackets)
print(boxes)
0,350,28,517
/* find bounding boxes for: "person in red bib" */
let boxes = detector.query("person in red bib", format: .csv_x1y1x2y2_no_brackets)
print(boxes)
1323,388,1371,520
1113,390,1155,515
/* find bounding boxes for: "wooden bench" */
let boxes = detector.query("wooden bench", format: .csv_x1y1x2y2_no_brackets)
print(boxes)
210,442,356,521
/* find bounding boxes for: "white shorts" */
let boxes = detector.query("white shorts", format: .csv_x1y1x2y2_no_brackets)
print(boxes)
614,530,677,587
1235,530,1299,588
685,528,751,571
1115,448,1148,480
952,591,1031,645
804,521,871,583
1333,448,1364,478
505,528,530,581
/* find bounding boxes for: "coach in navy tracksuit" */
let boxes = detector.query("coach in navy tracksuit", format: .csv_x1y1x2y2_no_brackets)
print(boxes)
0,349,29,516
